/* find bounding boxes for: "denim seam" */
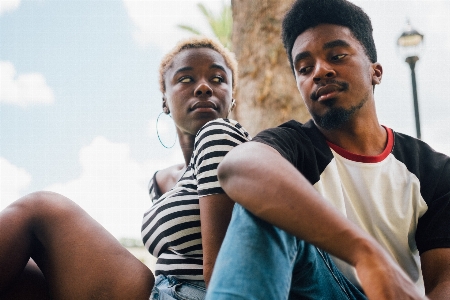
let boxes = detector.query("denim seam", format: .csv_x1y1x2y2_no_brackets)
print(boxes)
283,237,299,299
316,248,352,300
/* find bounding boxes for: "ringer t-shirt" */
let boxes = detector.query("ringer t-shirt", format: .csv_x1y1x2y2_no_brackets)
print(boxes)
253,119,450,293
141,118,250,280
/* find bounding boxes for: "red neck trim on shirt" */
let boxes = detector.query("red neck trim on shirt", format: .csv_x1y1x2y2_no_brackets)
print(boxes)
326,126,393,163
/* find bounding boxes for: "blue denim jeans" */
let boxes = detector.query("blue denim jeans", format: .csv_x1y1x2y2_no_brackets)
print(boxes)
150,275,206,300
206,204,367,300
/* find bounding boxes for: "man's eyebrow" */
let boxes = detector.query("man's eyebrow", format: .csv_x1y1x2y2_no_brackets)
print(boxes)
293,51,312,66
323,39,351,50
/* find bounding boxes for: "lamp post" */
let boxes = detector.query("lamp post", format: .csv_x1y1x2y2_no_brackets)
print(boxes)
397,21,424,139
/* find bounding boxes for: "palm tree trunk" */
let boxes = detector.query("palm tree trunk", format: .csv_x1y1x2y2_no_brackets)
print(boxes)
231,0,309,136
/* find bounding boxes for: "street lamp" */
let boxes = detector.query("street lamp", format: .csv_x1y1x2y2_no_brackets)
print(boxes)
397,21,424,139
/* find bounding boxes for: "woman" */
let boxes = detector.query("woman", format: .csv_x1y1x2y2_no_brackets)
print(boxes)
0,36,249,300
142,36,250,299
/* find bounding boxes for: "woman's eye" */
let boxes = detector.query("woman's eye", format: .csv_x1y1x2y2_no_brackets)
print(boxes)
212,76,224,83
332,54,347,60
179,77,192,83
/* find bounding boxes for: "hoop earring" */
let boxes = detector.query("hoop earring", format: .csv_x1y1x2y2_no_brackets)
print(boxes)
156,112,177,148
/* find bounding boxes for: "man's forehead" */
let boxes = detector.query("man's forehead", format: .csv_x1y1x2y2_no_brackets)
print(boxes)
292,24,356,53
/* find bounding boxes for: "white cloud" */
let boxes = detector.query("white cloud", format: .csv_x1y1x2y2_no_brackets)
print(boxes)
0,157,32,210
0,61,55,107
0,0,20,15
122,0,226,52
45,136,181,239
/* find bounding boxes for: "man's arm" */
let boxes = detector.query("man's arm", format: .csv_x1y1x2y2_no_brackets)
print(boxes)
421,248,450,299
218,141,425,299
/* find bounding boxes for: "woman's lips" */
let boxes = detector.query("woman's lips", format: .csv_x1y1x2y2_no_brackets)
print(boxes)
190,101,217,111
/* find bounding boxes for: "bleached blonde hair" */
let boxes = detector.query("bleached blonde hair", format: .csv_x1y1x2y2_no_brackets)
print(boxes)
159,36,238,94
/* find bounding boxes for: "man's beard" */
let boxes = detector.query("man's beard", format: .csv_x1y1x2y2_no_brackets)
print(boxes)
312,96,368,130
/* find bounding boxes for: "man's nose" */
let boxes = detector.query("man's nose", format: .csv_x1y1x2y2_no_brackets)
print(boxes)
313,61,336,83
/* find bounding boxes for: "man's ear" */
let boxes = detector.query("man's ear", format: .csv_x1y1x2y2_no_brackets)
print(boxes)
162,96,170,114
372,63,383,85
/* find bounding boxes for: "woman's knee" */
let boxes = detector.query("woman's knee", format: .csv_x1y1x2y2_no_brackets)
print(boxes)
11,191,78,220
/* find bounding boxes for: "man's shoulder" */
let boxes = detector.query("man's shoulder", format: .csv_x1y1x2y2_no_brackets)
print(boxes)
390,129,450,188
253,119,331,163
392,130,449,160
258,119,319,138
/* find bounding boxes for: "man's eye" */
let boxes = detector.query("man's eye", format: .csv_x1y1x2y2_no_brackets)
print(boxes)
179,77,192,83
299,66,312,74
212,76,224,83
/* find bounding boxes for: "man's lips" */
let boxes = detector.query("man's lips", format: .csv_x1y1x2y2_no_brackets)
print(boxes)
310,80,349,102
314,85,342,101
190,101,217,111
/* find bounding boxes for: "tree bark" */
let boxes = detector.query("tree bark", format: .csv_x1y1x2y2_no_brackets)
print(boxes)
231,0,310,136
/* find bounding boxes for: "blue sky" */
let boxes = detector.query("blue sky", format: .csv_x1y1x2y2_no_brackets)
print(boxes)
1,0,449,239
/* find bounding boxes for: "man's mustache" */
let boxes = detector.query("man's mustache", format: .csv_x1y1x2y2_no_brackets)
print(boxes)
310,80,349,101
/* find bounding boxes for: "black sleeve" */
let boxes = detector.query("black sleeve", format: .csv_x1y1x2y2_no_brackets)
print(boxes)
393,132,450,253
415,155,450,253
252,120,333,185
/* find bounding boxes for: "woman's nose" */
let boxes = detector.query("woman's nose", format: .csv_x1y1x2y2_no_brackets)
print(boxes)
194,82,213,97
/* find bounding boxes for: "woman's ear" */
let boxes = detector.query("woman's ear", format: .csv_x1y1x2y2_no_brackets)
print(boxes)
227,99,236,116
162,96,170,114
230,99,236,111
371,63,383,85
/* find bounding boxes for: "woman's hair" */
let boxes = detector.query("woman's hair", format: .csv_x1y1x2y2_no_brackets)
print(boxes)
159,36,238,94
281,0,377,73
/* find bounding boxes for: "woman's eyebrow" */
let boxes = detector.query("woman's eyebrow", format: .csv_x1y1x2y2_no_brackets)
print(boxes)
174,66,193,75
211,64,227,73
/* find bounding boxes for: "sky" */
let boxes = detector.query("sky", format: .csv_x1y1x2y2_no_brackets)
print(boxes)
1,0,449,240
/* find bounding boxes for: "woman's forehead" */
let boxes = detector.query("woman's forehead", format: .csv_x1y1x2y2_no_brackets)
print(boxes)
170,48,230,71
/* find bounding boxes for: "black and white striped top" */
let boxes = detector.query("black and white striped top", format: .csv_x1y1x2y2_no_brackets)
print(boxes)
141,118,250,280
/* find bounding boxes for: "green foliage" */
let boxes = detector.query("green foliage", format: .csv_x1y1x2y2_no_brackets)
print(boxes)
177,2,232,50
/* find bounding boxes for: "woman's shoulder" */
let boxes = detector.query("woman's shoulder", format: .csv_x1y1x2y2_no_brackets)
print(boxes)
195,118,251,142
154,163,186,196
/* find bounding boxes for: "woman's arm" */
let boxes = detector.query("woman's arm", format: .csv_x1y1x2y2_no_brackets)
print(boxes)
199,194,235,286
194,119,250,286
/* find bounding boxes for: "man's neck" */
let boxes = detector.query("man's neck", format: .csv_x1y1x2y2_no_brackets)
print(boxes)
317,118,388,157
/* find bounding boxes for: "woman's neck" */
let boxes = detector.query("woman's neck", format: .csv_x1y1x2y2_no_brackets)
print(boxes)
178,134,196,166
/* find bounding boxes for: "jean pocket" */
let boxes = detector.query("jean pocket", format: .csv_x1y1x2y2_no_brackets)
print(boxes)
173,282,206,300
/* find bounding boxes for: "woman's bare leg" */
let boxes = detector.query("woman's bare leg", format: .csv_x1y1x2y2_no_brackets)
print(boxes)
1,259,50,300
0,191,154,300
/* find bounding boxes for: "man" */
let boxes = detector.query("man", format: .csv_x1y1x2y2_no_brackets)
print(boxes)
206,0,450,299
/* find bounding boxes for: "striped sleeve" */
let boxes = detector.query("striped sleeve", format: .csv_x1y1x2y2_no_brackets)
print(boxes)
193,118,251,197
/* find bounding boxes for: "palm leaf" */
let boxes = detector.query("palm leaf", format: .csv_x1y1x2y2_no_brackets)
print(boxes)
177,2,233,50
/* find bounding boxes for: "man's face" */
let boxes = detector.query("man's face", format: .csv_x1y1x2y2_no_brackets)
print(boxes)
291,24,382,130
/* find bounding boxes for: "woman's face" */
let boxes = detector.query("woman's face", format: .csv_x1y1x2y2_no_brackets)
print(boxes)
163,48,233,137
